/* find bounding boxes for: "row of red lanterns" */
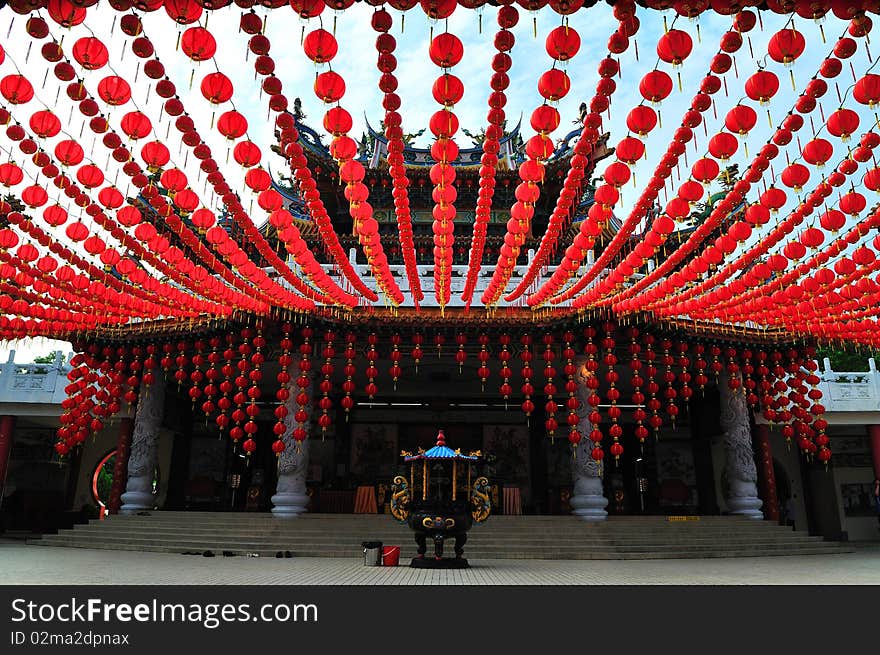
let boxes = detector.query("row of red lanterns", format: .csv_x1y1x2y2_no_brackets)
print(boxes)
510,0,636,305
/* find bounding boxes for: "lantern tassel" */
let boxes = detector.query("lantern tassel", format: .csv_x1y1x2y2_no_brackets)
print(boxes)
767,109,772,128
677,71,682,93
790,68,796,91
634,38,639,61
189,68,194,90
748,36,753,59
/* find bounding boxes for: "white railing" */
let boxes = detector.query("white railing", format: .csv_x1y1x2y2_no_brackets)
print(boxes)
0,350,72,405
818,357,880,413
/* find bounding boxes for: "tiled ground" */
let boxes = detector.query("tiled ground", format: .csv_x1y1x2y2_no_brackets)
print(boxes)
2,542,879,584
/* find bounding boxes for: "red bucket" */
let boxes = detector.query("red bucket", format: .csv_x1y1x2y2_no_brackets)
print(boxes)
381,545,400,567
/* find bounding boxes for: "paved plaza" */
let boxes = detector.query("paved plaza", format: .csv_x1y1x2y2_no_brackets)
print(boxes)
2,542,879,585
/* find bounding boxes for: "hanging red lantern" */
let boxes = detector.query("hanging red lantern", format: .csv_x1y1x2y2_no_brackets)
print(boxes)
639,70,672,103
802,138,833,167
626,105,657,137
21,184,48,208
724,105,757,136
120,111,152,140
140,141,170,171
745,70,779,104
1,75,34,105
781,163,810,191
826,109,860,141
707,132,738,161
165,0,203,25
29,110,61,138
181,27,217,62
819,209,846,232
854,74,880,107
200,72,233,104
96,76,131,106
303,29,337,64
545,25,580,61
656,28,692,66
692,157,720,184
768,28,806,64
429,32,464,68
217,110,248,140
71,37,109,70
314,71,346,103
54,140,84,167
76,164,104,189
233,141,261,168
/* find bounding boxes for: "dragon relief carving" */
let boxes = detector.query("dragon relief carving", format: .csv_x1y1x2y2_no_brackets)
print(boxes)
127,381,165,479
470,476,491,523
390,475,410,522
719,372,758,488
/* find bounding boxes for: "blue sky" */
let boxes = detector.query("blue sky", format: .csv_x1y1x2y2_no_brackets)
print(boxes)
0,4,878,360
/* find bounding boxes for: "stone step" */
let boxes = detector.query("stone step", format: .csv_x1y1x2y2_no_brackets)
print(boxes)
49,528,823,546
65,522,799,536
30,540,850,560
32,513,850,561
33,535,842,552
34,533,834,551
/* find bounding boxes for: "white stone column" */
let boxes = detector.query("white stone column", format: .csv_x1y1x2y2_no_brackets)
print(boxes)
569,359,608,521
120,380,166,514
719,371,763,519
271,366,313,518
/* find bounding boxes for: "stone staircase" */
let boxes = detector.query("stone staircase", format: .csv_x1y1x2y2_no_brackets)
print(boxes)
29,512,853,560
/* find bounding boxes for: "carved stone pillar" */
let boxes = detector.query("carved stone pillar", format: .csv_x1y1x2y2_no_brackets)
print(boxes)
271,366,312,518
120,381,166,514
719,372,763,519
569,360,608,521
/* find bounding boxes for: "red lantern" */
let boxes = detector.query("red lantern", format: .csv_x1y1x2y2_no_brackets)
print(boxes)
97,76,131,106
768,28,806,64
692,158,720,184
826,109,859,141
802,139,833,167
707,132,738,161
429,32,464,68
545,25,580,61
181,27,217,62
626,105,657,137
120,112,152,140
217,111,248,140
54,140,84,167
639,70,672,103
1,75,34,105
29,110,61,138
724,105,757,136
854,74,880,107
200,72,233,104
71,37,109,70
303,29,338,64
656,28,692,66
745,70,779,104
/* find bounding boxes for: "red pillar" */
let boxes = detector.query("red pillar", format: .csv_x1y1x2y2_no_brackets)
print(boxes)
753,424,779,521
107,417,133,515
0,415,16,495
868,424,880,479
